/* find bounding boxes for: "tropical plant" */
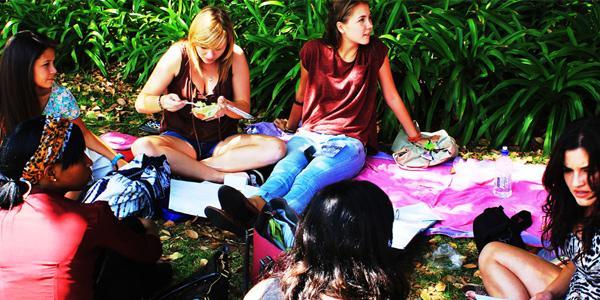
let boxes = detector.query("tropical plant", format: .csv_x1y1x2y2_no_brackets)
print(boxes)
235,0,325,118
474,1,600,152
1,0,598,153
378,0,599,152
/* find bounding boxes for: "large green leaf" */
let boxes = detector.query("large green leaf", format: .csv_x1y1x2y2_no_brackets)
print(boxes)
1,0,597,153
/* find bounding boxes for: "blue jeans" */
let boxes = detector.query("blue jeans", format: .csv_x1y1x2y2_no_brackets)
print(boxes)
256,131,366,214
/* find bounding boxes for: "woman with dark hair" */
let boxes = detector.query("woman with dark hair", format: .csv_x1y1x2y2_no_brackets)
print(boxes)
132,6,285,183
0,116,164,299
476,117,600,299
0,30,128,180
245,180,408,300
217,0,422,227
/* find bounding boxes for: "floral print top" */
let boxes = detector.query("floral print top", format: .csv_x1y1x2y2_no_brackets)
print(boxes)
42,83,80,120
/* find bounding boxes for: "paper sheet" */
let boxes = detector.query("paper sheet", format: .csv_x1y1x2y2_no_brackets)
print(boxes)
392,202,442,249
476,295,504,300
168,179,259,218
169,180,441,248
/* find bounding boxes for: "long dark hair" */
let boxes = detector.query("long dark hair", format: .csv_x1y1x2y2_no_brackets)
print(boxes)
322,0,370,48
542,117,600,258
270,180,407,299
0,30,57,139
0,116,86,209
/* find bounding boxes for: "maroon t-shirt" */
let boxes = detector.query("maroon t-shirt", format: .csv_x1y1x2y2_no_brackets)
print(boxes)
299,37,388,147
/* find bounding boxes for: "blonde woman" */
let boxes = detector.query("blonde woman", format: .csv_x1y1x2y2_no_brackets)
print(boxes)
133,7,285,183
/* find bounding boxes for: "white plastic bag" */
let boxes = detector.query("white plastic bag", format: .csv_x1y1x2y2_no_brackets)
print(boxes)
392,129,458,169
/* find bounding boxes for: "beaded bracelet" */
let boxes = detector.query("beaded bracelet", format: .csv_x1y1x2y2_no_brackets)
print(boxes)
157,95,164,110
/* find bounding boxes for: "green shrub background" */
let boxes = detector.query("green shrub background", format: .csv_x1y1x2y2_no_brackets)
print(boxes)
1,0,599,153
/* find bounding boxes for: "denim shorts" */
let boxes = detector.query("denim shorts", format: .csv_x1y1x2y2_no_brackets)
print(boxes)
161,130,218,160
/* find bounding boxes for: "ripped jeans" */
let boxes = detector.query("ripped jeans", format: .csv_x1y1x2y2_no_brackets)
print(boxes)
256,131,366,214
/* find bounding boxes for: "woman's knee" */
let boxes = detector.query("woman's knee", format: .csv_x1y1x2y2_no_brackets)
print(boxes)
478,241,505,270
132,137,162,156
265,137,286,161
246,135,286,163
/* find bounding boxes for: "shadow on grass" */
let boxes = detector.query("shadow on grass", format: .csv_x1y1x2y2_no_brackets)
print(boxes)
158,217,483,300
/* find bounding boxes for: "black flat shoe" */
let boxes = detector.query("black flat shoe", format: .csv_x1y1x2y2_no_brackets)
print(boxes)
204,206,246,237
218,185,259,227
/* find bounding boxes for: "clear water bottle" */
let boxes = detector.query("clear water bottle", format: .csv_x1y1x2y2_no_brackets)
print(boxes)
493,146,512,198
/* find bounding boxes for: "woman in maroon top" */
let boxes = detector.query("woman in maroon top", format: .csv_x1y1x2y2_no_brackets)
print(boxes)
133,7,285,183
218,0,422,226
0,117,163,299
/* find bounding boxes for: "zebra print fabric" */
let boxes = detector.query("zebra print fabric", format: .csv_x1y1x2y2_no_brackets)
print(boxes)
563,231,600,300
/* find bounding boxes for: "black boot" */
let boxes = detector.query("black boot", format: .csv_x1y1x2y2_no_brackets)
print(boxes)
217,185,259,228
204,206,246,237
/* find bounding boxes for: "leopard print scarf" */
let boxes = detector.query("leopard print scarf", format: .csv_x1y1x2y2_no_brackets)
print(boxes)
21,117,73,185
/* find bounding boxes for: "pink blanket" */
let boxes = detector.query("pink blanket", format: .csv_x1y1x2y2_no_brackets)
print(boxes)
355,156,548,246
247,122,548,246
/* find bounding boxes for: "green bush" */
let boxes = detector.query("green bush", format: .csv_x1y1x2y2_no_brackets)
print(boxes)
381,1,600,151
1,0,207,84
1,0,598,153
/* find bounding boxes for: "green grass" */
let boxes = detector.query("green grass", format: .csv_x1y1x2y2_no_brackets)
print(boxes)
157,218,247,299
57,66,153,136
404,236,482,299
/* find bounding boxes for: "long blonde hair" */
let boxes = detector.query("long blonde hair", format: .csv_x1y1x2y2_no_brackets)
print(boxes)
187,6,235,82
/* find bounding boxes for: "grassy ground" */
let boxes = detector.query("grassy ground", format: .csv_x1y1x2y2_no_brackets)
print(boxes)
62,67,548,299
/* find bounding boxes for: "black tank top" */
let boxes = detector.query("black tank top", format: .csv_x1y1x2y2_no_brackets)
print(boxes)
160,43,238,142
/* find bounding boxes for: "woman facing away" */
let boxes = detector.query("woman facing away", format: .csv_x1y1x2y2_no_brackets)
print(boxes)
215,0,423,228
245,180,408,300
0,116,164,299
477,117,600,300
0,31,128,180
132,6,285,183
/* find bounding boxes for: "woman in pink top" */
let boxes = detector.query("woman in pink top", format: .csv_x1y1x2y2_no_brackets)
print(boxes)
217,0,421,227
0,116,163,299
